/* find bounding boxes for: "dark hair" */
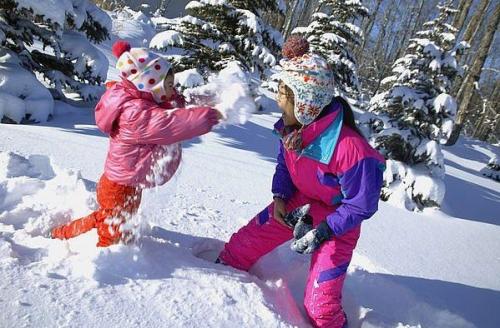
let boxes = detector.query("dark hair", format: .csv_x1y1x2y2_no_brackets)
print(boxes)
335,96,364,137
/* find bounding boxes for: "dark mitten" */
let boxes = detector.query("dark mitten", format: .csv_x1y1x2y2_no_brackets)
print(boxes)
292,214,313,240
291,220,333,254
283,204,311,228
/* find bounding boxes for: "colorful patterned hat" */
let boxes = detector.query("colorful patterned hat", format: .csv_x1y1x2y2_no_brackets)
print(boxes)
112,40,172,103
279,36,335,125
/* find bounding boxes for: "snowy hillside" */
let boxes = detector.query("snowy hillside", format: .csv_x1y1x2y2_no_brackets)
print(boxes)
1,97,499,328
1,6,500,328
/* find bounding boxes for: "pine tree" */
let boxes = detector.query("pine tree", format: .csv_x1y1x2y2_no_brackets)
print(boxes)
363,2,468,210
291,0,368,100
0,0,111,102
150,0,284,76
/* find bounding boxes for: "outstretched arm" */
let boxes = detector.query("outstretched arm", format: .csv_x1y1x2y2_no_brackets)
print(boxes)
120,102,219,145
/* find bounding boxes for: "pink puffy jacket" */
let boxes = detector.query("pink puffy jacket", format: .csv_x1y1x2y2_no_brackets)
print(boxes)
95,79,219,188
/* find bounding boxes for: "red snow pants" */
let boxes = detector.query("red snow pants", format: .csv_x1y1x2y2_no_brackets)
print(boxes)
51,174,142,247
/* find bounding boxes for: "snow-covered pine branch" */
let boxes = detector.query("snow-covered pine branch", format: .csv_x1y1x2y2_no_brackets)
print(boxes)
0,0,111,123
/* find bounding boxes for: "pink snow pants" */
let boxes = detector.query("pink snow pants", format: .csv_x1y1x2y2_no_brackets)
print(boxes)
219,192,360,328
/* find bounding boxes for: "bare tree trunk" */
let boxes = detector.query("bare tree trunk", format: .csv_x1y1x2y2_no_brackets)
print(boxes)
446,1,499,145
462,0,491,44
453,0,473,33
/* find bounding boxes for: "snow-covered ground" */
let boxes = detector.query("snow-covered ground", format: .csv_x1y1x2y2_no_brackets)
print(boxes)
1,94,499,327
1,10,500,328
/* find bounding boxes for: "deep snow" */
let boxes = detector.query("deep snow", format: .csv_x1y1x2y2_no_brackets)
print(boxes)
1,95,499,327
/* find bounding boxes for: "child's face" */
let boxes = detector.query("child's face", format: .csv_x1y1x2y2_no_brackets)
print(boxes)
277,82,299,126
163,74,175,99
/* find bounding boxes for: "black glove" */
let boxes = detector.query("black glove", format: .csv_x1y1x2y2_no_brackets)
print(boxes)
291,220,333,254
283,204,311,228
292,213,313,240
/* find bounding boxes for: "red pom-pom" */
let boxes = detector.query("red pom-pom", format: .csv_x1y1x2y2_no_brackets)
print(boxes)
112,40,131,58
282,35,309,59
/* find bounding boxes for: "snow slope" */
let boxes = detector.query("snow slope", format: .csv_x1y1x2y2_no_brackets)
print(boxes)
1,94,499,327
1,12,500,328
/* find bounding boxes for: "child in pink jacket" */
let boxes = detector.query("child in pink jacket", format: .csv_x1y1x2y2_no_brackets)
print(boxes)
217,36,385,327
51,41,220,247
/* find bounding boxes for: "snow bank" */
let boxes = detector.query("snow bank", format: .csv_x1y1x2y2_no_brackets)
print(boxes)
0,152,93,238
0,151,302,327
183,62,256,125
0,50,54,123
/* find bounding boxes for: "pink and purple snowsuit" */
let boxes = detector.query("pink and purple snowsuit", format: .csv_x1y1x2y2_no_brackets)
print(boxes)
219,100,385,327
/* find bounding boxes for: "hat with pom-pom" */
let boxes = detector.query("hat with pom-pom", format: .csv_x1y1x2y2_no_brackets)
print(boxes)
113,40,173,103
279,35,335,125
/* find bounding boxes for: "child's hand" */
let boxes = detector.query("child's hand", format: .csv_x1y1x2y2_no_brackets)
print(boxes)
273,197,288,227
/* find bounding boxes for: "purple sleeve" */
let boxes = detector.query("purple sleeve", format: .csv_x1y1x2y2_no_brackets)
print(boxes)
326,157,384,236
272,142,296,200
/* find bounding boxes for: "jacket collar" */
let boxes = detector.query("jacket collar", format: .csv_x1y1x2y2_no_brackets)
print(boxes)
274,100,344,164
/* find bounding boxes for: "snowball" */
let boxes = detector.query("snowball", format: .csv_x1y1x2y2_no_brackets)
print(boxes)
184,62,256,125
